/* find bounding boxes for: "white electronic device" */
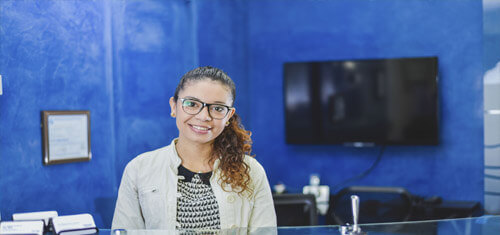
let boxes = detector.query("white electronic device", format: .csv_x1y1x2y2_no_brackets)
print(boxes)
303,174,330,215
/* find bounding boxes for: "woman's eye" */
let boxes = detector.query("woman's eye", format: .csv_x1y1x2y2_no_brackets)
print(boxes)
212,106,226,113
184,100,198,107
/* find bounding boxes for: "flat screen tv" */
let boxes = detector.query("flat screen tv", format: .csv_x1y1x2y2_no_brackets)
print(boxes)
283,56,439,145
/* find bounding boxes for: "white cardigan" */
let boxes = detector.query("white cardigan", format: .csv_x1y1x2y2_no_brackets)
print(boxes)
112,139,277,230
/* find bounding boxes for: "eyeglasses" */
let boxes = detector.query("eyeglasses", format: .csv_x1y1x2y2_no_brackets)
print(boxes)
179,98,233,120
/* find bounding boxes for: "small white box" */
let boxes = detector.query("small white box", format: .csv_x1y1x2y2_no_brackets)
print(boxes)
13,211,58,226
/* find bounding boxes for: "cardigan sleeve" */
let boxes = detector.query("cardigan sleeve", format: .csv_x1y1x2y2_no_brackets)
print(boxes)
111,162,146,230
248,158,277,228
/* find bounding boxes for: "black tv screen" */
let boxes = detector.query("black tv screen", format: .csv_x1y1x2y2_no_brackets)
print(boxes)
283,56,439,145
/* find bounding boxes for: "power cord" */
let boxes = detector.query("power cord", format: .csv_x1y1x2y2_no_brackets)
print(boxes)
331,144,386,193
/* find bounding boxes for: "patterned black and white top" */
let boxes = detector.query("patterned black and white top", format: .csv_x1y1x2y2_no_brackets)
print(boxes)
176,165,221,231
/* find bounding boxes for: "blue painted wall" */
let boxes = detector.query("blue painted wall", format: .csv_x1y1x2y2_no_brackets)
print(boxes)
195,0,251,123
0,0,196,227
248,0,484,201
0,0,484,228
484,1,500,72
110,0,197,191
0,0,118,226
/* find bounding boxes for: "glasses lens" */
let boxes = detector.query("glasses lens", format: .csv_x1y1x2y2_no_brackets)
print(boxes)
209,105,229,119
181,99,202,114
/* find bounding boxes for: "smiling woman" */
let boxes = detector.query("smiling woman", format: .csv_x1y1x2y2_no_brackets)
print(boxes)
111,66,277,231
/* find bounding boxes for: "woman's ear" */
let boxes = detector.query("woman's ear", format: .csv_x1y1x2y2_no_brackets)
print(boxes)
227,107,236,120
169,97,176,118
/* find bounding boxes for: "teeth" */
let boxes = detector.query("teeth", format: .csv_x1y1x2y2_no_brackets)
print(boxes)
192,125,209,131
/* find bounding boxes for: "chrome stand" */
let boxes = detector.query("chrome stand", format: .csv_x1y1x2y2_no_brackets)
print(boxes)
339,195,366,235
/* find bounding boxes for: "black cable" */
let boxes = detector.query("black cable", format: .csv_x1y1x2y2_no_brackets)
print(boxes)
331,144,386,193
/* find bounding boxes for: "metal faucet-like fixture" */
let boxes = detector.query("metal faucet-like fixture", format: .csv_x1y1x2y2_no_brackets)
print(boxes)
112,229,127,235
339,195,366,235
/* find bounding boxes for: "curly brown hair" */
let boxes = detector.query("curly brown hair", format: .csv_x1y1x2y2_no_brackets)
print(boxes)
173,66,254,196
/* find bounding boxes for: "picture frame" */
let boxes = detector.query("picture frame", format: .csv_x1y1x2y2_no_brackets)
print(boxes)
41,110,91,165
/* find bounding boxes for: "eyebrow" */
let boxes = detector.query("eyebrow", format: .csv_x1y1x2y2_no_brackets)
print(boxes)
183,96,230,106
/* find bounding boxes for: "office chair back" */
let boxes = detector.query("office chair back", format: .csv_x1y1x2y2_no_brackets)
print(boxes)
273,193,318,226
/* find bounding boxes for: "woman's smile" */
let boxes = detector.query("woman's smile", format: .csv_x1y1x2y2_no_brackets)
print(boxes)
189,123,212,134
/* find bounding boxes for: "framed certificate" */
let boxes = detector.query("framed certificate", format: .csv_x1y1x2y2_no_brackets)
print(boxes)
41,110,91,165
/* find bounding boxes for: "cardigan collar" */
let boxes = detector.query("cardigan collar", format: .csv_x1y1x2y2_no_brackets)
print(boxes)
167,138,221,178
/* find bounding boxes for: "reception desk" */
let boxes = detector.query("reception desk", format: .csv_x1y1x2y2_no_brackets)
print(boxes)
94,216,500,234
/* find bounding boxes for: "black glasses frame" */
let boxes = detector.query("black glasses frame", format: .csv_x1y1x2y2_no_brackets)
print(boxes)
179,98,233,120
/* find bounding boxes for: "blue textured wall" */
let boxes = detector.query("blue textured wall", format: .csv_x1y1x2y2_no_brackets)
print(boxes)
248,0,484,201
110,0,196,190
484,1,500,71
0,0,196,227
0,0,484,228
0,0,117,226
195,0,250,122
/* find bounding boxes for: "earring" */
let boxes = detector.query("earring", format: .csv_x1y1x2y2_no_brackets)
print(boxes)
171,112,176,118
225,121,230,126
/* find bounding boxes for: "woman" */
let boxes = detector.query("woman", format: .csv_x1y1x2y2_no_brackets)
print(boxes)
112,66,277,231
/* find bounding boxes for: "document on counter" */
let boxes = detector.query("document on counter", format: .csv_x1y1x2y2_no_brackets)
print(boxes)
0,220,44,235
51,213,97,235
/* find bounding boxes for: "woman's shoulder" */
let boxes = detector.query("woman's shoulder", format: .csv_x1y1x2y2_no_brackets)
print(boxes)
243,155,267,176
125,144,175,171
243,154,259,165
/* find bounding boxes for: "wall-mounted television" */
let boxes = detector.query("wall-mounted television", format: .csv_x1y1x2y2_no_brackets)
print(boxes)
283,56,439,146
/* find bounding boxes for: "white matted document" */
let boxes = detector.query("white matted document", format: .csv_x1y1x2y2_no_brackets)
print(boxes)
48,114,89,160
41,111,91,165
0,74,3,95
51,213,97,235
0,220,44,235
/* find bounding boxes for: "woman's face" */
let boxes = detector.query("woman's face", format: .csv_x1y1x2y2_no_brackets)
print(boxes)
169,79,235,146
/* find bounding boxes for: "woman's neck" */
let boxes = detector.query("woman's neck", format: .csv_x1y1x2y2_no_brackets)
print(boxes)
175,138,214,173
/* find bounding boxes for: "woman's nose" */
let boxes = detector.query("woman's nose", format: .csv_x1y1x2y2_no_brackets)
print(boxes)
196,106,212,121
